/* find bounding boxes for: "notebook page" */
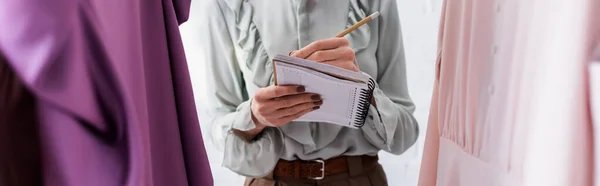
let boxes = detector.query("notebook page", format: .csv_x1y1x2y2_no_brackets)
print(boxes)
275,62,367,127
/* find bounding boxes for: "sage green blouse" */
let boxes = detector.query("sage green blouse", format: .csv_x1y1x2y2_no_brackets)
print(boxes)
199,0,418,178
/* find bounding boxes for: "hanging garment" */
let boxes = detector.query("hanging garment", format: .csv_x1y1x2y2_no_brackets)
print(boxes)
591,40,600,186
0,0,213,185
418,0,599,185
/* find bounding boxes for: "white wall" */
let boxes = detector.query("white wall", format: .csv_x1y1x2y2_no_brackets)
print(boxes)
179,0,442,185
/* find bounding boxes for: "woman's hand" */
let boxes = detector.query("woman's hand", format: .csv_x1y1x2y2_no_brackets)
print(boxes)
291,38,359,72
235,83,322,142
251,85,322,128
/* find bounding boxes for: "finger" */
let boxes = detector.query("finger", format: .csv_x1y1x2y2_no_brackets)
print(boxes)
321,60,359,72
255,85,305,100
353,59,360,68
267,93,321,111
305,47,354,62
274,100,323,117
292,38,350,59
258,93,319,113
305,48,341,62
276,106,320,125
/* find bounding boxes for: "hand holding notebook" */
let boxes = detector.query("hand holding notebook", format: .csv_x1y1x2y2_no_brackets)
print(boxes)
273,54,375,129
270,12,380,129
250,85,323,128
250,37,372,132
250,11,379,130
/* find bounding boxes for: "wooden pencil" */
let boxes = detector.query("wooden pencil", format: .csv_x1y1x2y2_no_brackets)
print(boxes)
335,11,380,37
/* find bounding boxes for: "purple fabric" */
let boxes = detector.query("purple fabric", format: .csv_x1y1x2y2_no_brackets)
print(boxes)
0,0,213,185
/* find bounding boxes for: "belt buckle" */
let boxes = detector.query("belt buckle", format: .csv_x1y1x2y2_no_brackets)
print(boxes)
309,159,325,180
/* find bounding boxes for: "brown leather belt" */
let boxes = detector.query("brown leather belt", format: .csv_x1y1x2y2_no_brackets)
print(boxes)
273,155,378,180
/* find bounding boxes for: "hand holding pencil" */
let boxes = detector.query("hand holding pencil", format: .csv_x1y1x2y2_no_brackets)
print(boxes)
289,11,380,72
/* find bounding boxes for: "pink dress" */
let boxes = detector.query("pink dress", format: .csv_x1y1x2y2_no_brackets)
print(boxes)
592,44,600,186
418,0,599,185
591,30,600,186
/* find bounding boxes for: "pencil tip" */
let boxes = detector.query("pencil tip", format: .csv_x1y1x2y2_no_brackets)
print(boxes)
370,11,380,19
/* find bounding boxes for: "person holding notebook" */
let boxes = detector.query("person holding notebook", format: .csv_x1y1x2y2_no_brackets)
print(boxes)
201,0,418,185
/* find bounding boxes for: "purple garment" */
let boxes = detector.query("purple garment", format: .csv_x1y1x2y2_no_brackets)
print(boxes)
0,0,213,185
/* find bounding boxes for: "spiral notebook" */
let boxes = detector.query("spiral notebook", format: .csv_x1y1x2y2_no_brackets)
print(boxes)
272,55,375,128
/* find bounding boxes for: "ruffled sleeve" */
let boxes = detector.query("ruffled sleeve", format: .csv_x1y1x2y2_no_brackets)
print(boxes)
223,0,274,88
200,0,284,177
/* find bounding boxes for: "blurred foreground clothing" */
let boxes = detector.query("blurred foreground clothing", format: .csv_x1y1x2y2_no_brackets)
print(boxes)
591,41,600,186
0,54,43,185
418,0,599,186
0,0,213,185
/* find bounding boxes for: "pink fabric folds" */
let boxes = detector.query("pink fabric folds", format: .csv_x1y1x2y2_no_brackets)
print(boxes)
418,0,600,185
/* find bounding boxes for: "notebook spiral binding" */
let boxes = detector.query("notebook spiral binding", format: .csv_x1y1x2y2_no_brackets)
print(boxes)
353,78,376,128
